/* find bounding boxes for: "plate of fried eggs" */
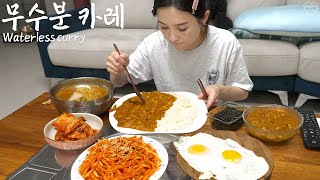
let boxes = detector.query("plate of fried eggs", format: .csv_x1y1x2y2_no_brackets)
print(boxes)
174,132,272,180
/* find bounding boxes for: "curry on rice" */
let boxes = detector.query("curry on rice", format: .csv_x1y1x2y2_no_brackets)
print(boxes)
111,91,177,132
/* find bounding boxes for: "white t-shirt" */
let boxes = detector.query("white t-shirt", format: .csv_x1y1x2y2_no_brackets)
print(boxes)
128,25,253,95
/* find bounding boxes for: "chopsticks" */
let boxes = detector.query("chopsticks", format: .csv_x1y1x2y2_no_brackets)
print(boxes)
113,43,146,103
197,78,208,100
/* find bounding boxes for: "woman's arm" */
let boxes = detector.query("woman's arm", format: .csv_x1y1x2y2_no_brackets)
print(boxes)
216,84,249,101
110,72,128,87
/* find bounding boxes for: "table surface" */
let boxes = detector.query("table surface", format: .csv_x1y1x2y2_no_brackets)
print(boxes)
0,92,320,180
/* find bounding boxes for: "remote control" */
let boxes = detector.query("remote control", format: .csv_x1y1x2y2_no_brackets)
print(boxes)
299,110,320,150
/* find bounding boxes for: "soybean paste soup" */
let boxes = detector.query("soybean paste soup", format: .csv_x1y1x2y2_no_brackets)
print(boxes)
56,85,109,101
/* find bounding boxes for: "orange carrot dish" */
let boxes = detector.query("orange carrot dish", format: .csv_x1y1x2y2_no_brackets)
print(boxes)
79,136,161,180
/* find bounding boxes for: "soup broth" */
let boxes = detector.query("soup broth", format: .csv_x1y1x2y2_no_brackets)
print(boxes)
55,84,109,101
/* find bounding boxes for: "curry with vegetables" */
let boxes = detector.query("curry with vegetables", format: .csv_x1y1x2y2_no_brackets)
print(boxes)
112,91,176,131
246,107,299,130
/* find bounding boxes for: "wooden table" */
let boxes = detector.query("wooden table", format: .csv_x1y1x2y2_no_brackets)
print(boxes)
0,92,319,180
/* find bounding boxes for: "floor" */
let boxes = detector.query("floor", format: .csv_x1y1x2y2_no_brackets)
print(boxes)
0,41,319,120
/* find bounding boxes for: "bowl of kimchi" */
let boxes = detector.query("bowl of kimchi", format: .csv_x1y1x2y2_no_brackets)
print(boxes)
44,113,103,150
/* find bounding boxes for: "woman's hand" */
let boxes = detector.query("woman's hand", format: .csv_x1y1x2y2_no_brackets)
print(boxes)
106,51,129,75
198,84,249,108
198,85,221,108
106,51,130,87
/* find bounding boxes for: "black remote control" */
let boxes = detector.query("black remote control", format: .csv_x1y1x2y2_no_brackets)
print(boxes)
299,110,320,150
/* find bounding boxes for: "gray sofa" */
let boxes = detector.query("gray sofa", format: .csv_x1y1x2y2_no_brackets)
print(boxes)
37,0,320,107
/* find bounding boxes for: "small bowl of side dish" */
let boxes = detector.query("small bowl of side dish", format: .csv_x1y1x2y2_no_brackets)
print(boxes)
207,102,247,131
243,105,303,143
43,113,103,150
50,77,115,115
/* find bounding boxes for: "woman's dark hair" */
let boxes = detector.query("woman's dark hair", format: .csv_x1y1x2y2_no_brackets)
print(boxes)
152,0,233,30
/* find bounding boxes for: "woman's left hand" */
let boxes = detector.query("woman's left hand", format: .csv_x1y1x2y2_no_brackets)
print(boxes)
198,85,221,108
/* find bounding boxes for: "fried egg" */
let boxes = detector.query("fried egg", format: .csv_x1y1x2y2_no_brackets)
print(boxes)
174,133,269,180
174,133,226,178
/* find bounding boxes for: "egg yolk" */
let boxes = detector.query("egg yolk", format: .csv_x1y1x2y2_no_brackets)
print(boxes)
222,150,242,162
188,144,207,154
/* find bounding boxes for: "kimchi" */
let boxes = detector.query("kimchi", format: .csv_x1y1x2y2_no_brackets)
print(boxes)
52,113,98,141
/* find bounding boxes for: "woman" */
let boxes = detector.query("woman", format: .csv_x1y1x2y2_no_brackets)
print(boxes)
106,0,253,108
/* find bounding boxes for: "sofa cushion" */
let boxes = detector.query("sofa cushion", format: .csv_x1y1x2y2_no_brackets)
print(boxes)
239,39,299,76
226,0,285,21
230,28,320,46
233,5,320,37
286,0,320,5
91,0,157,29
48,28,157,69
298,41,320,83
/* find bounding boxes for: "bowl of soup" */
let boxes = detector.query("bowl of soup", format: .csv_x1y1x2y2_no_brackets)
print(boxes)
50,77,115,115
242,105,303,142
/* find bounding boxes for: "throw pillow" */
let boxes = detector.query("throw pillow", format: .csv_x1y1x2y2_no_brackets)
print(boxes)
233,5,320,37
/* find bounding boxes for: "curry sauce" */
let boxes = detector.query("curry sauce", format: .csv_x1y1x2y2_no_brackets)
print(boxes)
113,91,176,131
247,107,299,130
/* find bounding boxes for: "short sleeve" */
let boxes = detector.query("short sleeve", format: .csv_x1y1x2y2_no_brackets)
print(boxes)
226,42,253,91
127,40,153,84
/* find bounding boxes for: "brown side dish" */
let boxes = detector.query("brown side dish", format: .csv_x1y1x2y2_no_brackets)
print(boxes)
246,107,300,130
113,91,176,131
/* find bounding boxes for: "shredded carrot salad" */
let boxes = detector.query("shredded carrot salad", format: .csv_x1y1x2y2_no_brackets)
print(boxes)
79,136,161,180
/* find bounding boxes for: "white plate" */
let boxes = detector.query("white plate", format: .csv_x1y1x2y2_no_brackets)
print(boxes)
70,135,169,180
109,91,208,134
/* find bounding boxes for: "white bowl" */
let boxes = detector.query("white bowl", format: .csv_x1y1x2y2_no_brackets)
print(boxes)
44,113,103,150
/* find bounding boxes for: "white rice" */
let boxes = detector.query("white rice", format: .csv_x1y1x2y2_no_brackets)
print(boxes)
155,94,198,131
